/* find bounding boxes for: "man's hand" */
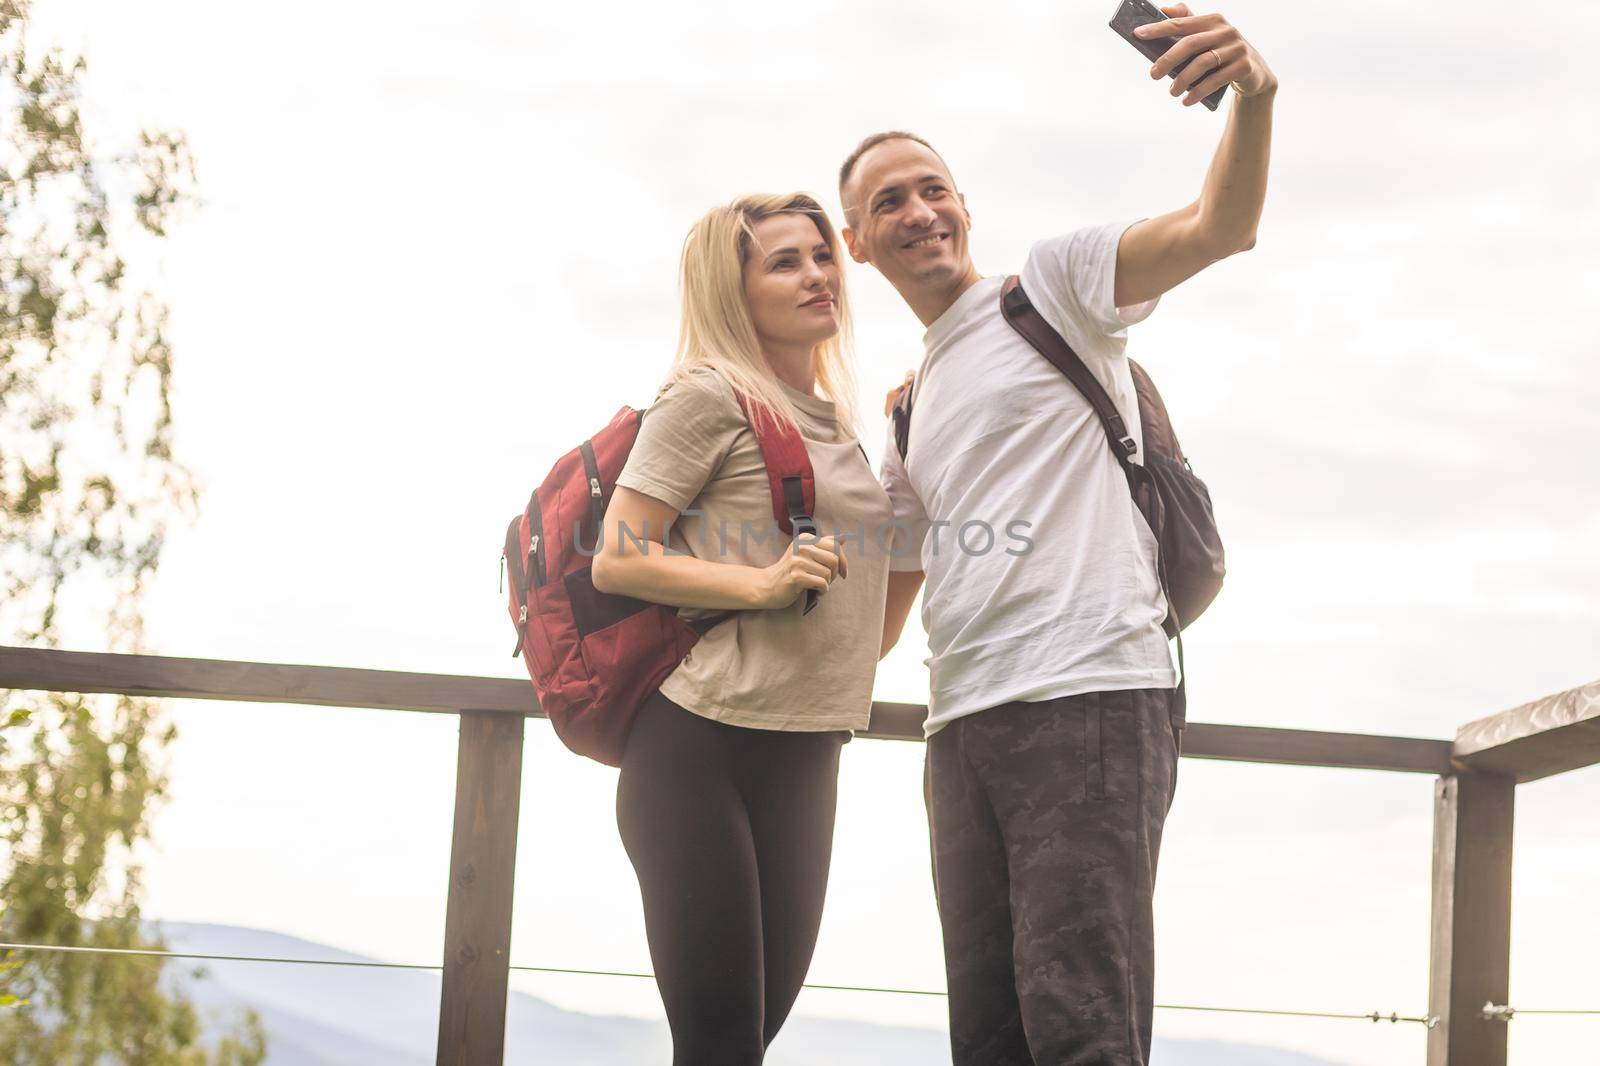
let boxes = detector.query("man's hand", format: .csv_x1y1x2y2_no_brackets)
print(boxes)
883,370,915,417
1111,3,1276,306
1135,4,1277,108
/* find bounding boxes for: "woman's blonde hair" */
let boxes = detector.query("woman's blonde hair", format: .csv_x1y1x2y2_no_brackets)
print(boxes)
662,192,861,436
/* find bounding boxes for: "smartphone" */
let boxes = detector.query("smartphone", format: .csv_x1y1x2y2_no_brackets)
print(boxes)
1109,0,1227,112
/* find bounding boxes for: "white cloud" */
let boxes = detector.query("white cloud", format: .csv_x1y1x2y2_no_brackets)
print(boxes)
25,0,1600,1061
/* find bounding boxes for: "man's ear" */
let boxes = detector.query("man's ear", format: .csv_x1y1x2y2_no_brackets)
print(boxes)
843,226,869,265
960,192,972,232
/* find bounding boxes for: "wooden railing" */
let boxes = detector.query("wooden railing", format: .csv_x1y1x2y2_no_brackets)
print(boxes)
2,645,1595,1066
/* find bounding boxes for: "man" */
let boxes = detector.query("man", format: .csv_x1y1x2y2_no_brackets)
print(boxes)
843,6,1276,1064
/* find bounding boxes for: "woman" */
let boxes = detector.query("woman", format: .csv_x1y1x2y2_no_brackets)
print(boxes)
590,193,893,1064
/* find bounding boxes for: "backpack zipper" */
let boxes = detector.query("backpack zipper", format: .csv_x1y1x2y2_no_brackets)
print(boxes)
579,440,605,552
509,499,548,642
504,515,529,657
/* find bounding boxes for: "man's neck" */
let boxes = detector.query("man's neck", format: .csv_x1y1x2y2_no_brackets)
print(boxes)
901,264,984,328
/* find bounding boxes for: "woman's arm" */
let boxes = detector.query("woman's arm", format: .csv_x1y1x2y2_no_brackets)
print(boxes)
590,485,844,611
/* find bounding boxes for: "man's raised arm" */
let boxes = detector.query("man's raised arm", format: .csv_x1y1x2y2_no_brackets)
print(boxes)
1113,3,1278,309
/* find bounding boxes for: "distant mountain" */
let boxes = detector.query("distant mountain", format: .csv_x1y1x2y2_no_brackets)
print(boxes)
157,922,1347,1066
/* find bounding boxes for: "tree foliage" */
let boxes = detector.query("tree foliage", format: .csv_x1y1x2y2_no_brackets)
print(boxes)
1,0,264,1059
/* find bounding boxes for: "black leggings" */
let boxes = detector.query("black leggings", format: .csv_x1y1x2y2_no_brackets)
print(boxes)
616,690,846,1065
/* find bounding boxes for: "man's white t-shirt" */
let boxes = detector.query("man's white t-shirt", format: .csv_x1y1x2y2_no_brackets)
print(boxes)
880,221,1178,736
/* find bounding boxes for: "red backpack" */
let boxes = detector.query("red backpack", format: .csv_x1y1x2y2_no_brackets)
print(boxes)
503,387,818,766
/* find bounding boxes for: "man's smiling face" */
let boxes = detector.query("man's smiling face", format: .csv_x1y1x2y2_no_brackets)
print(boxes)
842,138,973,298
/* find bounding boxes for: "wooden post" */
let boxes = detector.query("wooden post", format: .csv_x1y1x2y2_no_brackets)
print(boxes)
1427,770,1515,1066
437,710,525,1066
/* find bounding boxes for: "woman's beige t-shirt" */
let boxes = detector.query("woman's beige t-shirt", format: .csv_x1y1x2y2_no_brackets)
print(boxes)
614,367,892,732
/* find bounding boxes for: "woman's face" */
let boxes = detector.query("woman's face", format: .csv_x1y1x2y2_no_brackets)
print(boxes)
742,214,841,355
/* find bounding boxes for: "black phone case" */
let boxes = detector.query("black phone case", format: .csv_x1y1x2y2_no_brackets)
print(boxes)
1109,0,1227,112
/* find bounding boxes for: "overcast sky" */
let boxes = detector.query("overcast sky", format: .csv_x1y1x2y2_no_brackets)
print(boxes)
27,0,1600,1062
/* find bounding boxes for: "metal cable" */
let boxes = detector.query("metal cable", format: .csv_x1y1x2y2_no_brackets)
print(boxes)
1483,1003,1600,1021
501,964,949,998
0,941,439,972
0,942,1441,1024
1158,1004,1437,1027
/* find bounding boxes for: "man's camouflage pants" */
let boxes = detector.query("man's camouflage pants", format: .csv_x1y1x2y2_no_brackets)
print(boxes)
925,688,1181,1066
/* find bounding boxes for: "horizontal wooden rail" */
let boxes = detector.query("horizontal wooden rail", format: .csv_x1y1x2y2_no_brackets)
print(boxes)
1181,722,1453,775
0,645,533,715
7,642,1599,1066
3,645,1453,773
1453,679,1600,784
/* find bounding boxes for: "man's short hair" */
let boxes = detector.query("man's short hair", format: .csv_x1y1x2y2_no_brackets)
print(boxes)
838,130,947,227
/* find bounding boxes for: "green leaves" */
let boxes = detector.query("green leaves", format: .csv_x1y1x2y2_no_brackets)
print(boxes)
1,4,258,1062
0,949,26,1009
1,2,198,648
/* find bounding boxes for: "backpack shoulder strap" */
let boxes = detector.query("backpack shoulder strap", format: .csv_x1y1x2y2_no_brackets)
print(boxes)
890,377,915,462
999,275,1139,468
730,389,820,614
730,390,816,538
652,369,819,538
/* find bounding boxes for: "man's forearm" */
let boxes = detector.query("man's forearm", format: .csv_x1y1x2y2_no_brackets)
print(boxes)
1194,86,1276,255
1112,9,1278,305
879,569,925,659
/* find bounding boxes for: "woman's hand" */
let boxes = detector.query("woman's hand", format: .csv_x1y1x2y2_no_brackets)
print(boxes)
883,370,915,417
755,533,847,609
